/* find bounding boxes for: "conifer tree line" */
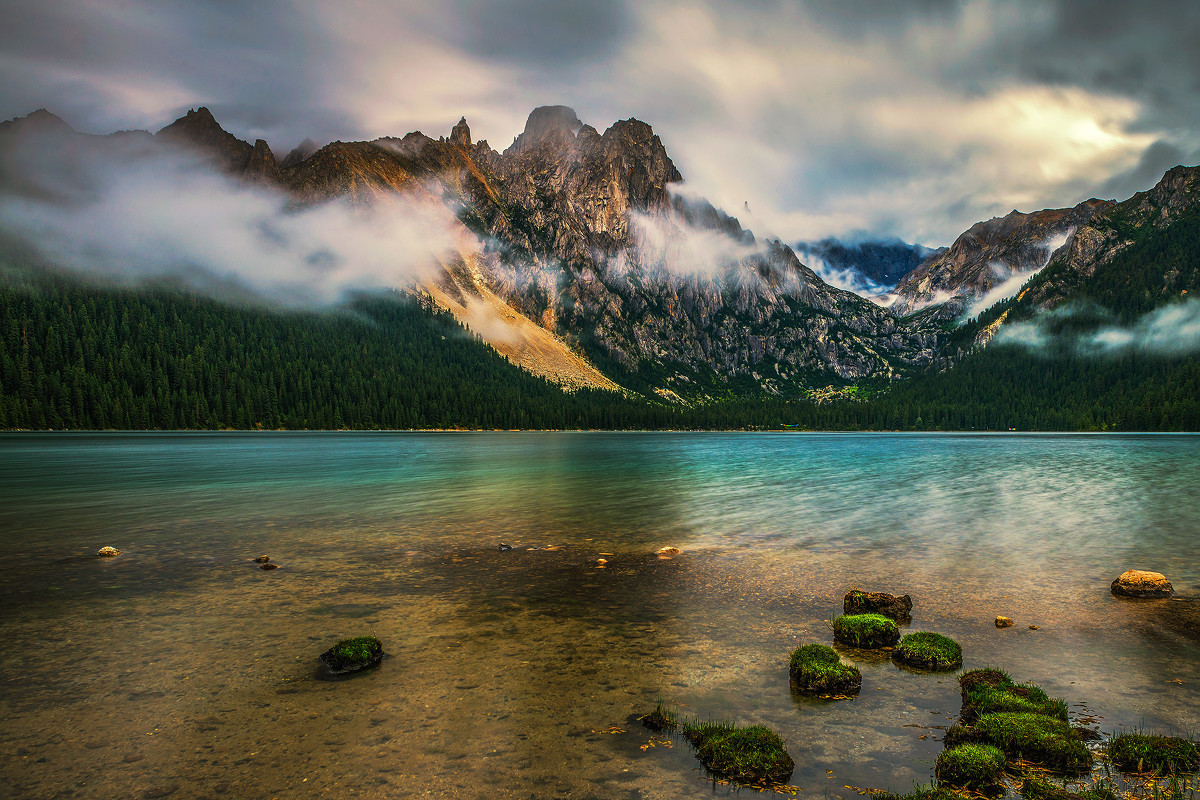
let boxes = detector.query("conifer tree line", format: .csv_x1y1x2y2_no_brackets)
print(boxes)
1,261,1199,431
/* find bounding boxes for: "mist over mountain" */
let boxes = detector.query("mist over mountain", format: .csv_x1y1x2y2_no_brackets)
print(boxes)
1,100,1199,423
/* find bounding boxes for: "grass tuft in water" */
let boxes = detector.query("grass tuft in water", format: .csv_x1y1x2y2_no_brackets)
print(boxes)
832,613,900,649
974,712,1091,772
789,643,862,695
1019,776,1116,800
936,743,1007,789
874,783,968,800
640,702,679,733
895,632,963,671
1106,733,1200,775
681,719,795,785
960,668,1068,721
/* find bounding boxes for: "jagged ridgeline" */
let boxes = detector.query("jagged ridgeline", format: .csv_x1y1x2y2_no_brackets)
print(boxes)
1,105,1199,429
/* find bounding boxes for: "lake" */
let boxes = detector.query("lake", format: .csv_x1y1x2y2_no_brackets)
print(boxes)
0,432,1197,799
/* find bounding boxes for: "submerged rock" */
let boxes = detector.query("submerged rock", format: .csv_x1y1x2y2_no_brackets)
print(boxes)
1111,570,1174,598
259,563,279,570
843,589,913,622
97,546,121,557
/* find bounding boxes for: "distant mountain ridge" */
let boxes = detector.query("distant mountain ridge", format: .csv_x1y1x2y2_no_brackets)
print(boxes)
1,104,1198,404
793,238,942,295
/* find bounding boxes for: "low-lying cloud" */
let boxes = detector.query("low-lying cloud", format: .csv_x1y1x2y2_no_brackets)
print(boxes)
0,144,469,305
997,299,1200,356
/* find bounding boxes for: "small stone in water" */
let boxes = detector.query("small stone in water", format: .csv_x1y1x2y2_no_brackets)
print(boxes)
995,616,1014,628
97,546,121,557
260,563,279,571
253,555,270,563
656,546,681,556
1029,625,1040,630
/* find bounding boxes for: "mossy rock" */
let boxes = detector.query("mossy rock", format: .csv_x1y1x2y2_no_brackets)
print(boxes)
959,669,1067,721
974,712,1091,772
936,743,1007,789
682,721,794,785
894,632,962,671
1106,732,1200,775
843,588,913,621
1020,776,1116,800
789,644,862,696
833,613,900,649
320,635,384,674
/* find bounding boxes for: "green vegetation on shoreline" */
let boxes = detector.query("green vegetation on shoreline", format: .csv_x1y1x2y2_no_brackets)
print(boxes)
3,261,1200,432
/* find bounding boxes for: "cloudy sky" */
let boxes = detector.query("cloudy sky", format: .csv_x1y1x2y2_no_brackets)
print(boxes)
2,0,1197,245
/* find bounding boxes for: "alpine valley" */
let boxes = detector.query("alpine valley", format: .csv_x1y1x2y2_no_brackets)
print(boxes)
1,104,1199,430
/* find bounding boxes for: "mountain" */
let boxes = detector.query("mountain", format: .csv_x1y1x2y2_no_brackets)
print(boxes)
793,238,941,296
2,103,1199,425
59,104,947,396
890,199,1112,317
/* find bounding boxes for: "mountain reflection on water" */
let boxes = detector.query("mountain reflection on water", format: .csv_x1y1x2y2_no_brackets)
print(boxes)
0,432,1197,799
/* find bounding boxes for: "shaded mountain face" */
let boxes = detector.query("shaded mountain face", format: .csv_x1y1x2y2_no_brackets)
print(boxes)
794,238,941,295
890,199,1112,318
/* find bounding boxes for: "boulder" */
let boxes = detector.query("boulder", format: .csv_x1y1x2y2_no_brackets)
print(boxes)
97,546,121,557
1110,570,1174,598
843,588,913,621
995,616,1014,628
320,636,384,674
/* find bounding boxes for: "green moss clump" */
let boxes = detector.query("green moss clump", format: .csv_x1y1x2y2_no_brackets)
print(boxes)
1020,776,1116,800
960,669,1068,721
789,644,862,696
1106,732,1200,775
681,720,795,785
894,632,963,671
936,743,1007,789
832,613,901,649
320,635,384,673
974,712,1091,772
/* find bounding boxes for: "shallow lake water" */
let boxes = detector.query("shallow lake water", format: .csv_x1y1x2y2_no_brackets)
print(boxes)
0,432,1198,800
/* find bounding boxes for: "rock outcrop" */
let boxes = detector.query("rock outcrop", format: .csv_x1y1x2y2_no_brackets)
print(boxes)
891,199,1111,316
1110,570,1174,598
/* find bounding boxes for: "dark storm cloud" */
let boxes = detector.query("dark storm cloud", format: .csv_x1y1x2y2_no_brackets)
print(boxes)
0,0,1197,247
444,0,632,68
0,0,347,147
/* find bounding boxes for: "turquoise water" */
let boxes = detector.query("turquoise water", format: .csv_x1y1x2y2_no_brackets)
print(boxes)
0,432,1197,799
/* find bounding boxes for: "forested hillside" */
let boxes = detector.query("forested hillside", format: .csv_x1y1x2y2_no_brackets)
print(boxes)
3,259,1199,431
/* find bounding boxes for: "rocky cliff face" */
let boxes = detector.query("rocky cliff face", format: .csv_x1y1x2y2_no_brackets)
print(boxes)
890,199,1111,316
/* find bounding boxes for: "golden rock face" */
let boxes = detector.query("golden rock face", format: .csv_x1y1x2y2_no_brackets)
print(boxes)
1111,569,1174,598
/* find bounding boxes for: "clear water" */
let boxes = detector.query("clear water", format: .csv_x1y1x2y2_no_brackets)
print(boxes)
0,432,1197,799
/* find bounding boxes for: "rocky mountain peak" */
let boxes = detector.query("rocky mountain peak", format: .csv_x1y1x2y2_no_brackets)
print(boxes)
280,137,319,169
243,138,278,183
449,117,471,148
0,108,74,136
156,107,254,174
506,105,583,155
